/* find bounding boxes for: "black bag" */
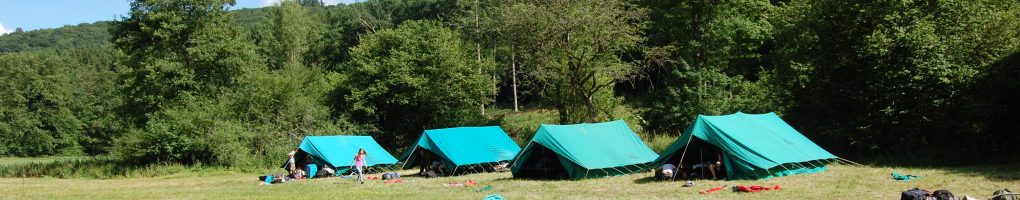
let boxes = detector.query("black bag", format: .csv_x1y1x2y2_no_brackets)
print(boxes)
933,190,956,200
994,188,1018,200
901,188,928,200
423,170,438,178
382,172,400,180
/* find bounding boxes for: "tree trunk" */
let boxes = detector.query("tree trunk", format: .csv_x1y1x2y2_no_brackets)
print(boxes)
511,49,519,112
474,0,485,115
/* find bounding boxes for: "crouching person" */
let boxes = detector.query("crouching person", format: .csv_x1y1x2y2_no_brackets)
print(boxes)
655,163,677,181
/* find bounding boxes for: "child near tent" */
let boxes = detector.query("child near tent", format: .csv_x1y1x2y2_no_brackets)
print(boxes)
287,148,299,179
351,148,368,184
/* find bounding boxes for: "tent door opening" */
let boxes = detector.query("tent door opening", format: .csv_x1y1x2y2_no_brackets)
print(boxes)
515,144,569,180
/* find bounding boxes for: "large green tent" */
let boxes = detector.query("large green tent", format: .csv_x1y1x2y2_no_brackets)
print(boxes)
285,135,398,172
511,120,660,180
654,112,837,180
400,126,521,173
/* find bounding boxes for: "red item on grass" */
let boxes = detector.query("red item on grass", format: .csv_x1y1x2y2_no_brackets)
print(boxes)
734,185,781,193
464,179,478,186
699,186,727,194
384,178,404,184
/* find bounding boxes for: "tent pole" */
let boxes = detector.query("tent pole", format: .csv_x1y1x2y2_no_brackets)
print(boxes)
484,162,495,172
452,166,458,176
400,145,419,170
619,165,636,175
837,157,863,166
607,166,624,175
677,134,695,167
509,141,534,168
584,170,590,179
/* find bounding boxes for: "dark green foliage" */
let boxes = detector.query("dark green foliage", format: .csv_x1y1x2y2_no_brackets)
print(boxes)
337,20,495,147
2,0,1019,166
111,0,262,126
771,0,1020,160
641,0,786,133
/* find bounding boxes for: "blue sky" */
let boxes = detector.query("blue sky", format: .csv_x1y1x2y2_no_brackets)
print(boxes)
0,0,358,34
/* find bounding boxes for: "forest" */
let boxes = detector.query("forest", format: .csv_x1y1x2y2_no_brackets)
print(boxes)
0,0,1018,168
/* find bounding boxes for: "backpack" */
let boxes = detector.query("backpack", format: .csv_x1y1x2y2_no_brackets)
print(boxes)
382,172,400,180
901,188,928,200
994,188,1018,200
933,190,956,200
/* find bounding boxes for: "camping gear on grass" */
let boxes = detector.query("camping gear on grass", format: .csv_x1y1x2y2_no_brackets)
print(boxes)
511,120,659,180
733,185,781,193
932,190,956,200
306,164,317,179
994,188,1018,200
280,136,399,178
482,194,505,200
476,185,493,193
400,126,522,175
901,188,931,200
382,172,400,180
383,178,404,184
653,112,839,180
892,172,921,181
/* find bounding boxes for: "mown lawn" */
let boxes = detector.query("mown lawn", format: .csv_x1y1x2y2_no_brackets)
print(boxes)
2,163,1018,199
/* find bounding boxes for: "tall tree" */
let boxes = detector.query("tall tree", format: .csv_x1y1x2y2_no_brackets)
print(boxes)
337,20,495,147
640,0,783,133
111,0,261,126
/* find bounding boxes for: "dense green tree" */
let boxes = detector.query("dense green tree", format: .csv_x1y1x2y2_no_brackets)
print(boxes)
0,52,82,156
640,0,785,133
772,0,1020,158
111,0,262,126
336,20,495,147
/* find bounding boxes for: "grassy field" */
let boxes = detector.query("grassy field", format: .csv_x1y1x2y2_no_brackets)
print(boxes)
0,156,87,167
2,162,1018,199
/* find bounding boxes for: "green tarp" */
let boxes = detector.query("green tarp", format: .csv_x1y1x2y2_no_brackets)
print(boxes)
400,126,521,172
654,112,837,180
511,120,660,180
296,135,398,169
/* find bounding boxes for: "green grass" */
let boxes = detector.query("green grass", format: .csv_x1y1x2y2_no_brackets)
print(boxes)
2,163,1018,199
0,156,88,167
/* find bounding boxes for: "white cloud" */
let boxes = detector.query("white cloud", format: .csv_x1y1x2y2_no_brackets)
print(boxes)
0,22,8,35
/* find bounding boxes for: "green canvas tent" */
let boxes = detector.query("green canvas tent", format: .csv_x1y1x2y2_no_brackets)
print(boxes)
283,135,398,173
654,112,837,180
400,126,521,174
511,120,660,180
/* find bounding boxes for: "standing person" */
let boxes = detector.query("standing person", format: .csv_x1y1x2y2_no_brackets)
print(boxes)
287,148,298,178
351,148,368,184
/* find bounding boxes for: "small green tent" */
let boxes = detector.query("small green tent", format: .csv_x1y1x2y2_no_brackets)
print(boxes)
511,120,660,180
400,126,521,173
654,112,837,180
284,135,398,172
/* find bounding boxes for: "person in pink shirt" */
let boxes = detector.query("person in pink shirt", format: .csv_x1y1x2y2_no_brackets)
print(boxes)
351,148,367,184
